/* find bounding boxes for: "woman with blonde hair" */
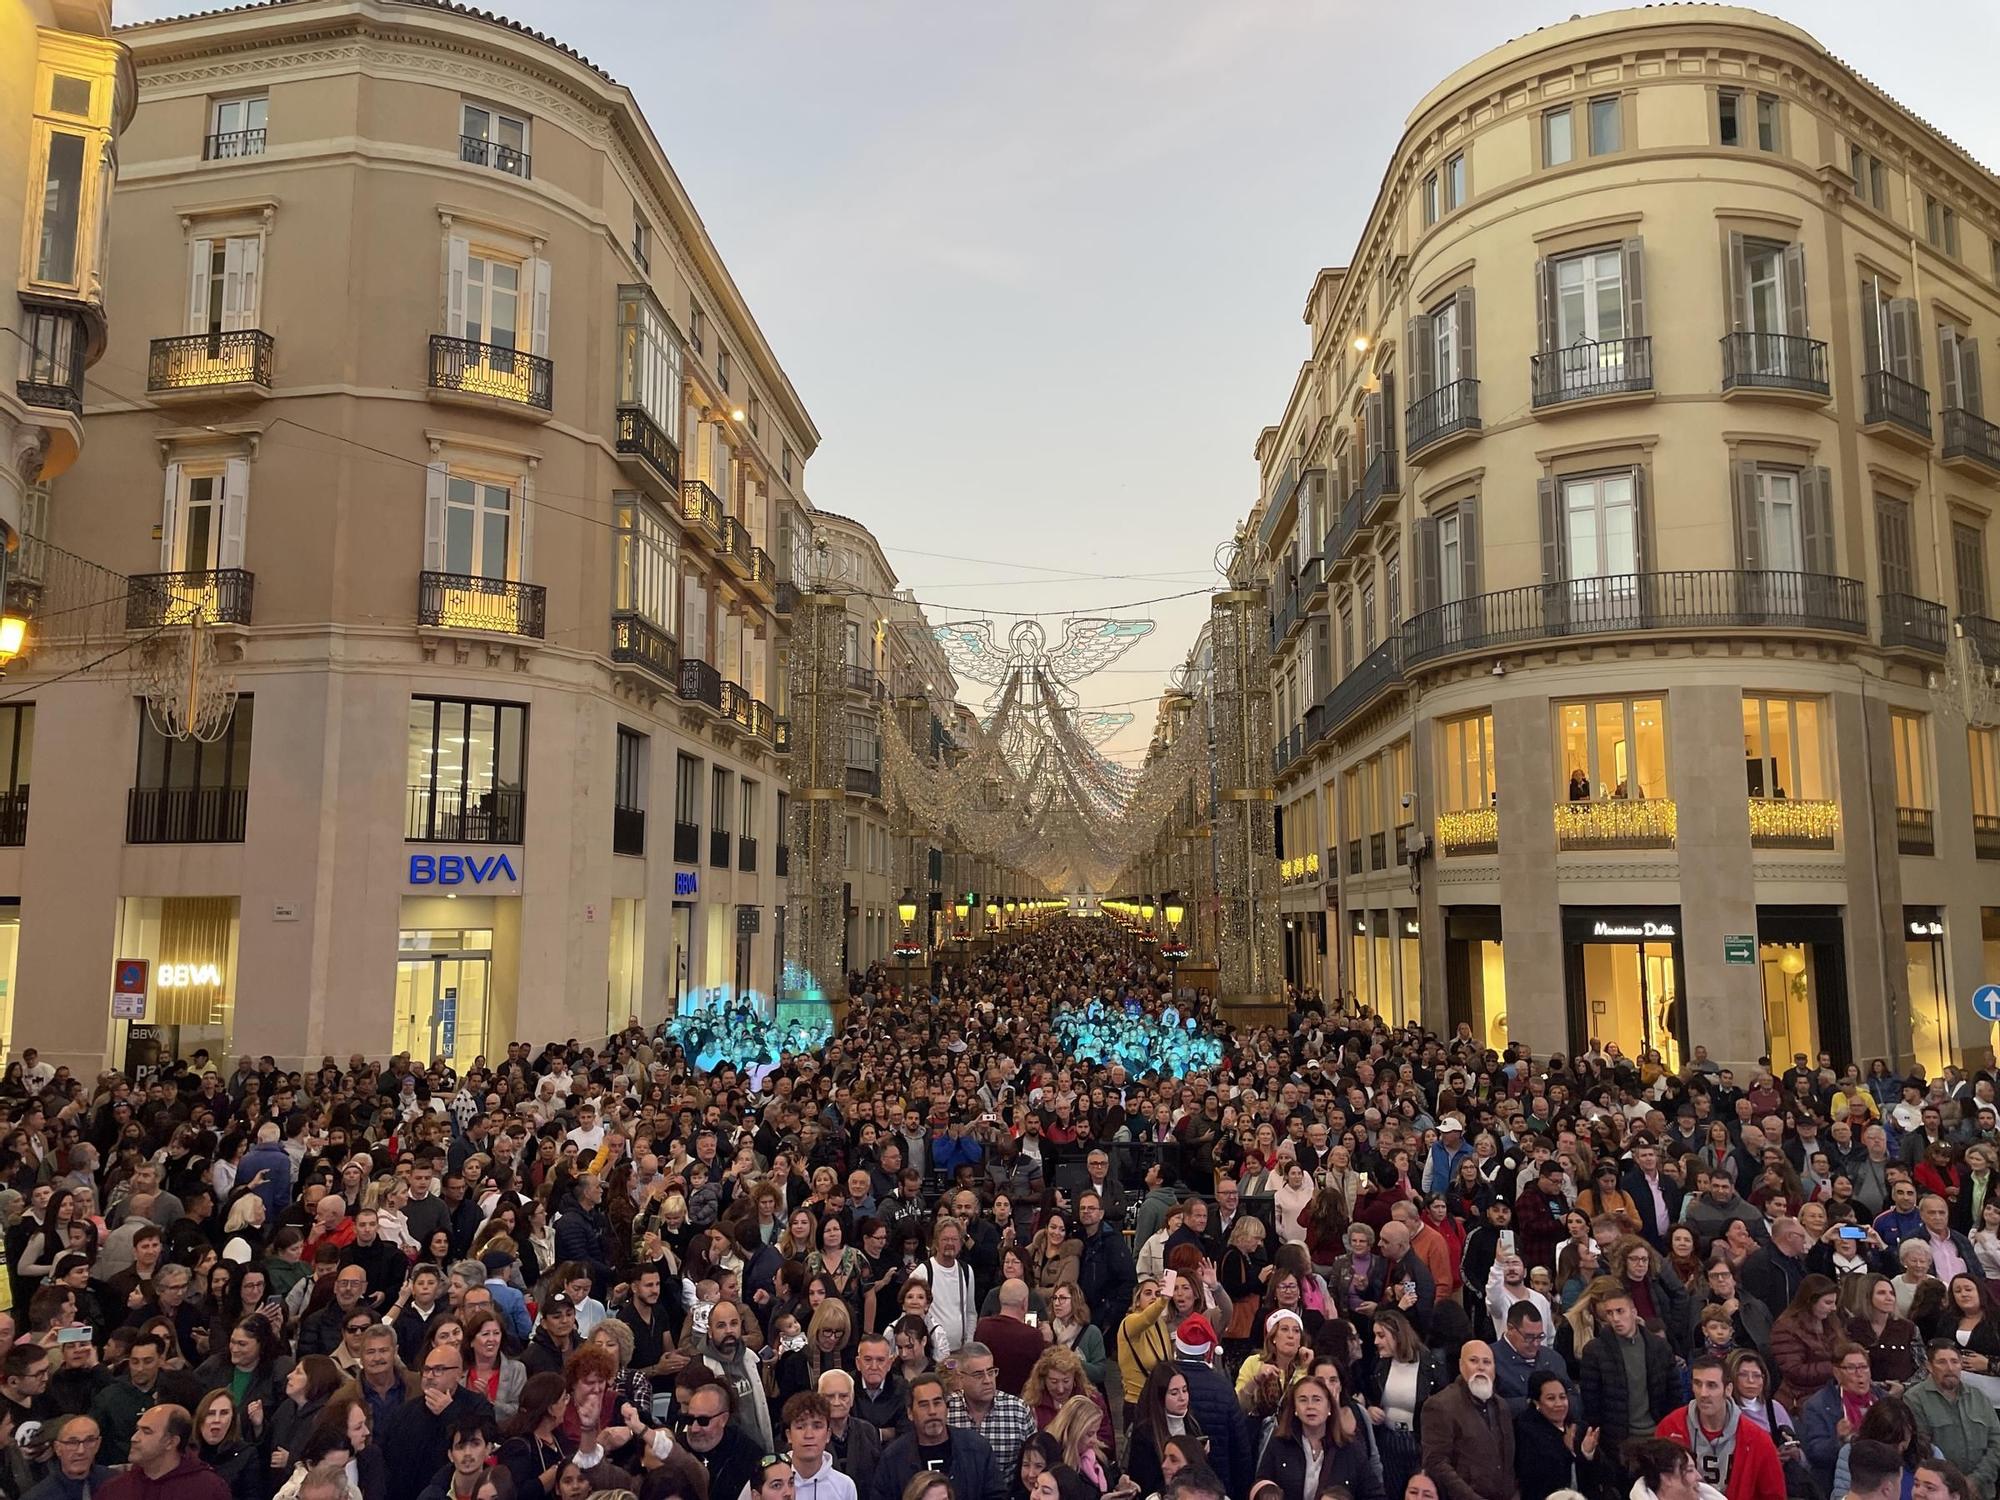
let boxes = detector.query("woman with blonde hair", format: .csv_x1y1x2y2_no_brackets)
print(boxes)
1235,1308,1314,1419
1042,1282,1107,1391
1043,1393,1112,1492
1022,1346,1111,1447
776,1296,852,1403
364,1178,419,1255
1556,1276,1621,1368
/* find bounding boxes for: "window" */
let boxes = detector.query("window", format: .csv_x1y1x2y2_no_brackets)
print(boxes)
1562,471,1639,592
1443,152,1466,212
1849,146,1887,210
1954,520,1988,619
0,707,32,801
1926,195,1960,257
1742,695,1827,800
186,235,262,335
460,101,529,177
1542,107,1574,167
464,252,521,350
405,697,524,843
207,95,266,158
617,287,683,438
1337,602,1353,678
748,394,761,439
1718,90,1741,148
34,132,85,287
613,494,678,631
1972,729,2000,829
689,306,705,355
675,752,701,826
741,779,758,840
717,347,731,394
1892,711,1929,813
24,39,118,300
710,766,732,833
782,444,794,483
442,475,513,580
1744,241,1790,334
159,457,247,576
1440,712,1496,812
1876,496,1915,597
1557,697,1666,800
1754,468,1801,572
777,789,789,849
1432,296,1460,385
1553,246,1625,344
1384,548,1401,625
1438,510,1463,604
138,695,252,791
1940,324,1984,418
1756,95,1780,153
1588,95,1621,155
1360,577,1377,653
1422,172,1439,226
615,727,647,853
843,816,857,870
632,212,651,273
845,710,877,771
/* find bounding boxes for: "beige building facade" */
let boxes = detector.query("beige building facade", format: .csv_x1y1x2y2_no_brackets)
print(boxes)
1252,6,2000,1073
2,0,839,1071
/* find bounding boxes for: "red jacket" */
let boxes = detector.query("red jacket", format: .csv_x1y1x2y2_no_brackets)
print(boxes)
1655,1404,1786,1500
101,1454,234,1500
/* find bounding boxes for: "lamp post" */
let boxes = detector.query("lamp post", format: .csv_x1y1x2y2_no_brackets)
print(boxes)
1162,900,1189,994
894,888,920,1007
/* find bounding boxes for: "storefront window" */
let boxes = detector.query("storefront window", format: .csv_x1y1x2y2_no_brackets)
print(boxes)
1984,909,2000,1062
112,897,241,1064
398,908,501,1068
1906,907,1953,1075
1743,695,1828,799
1476,940,1507,1053
1371,909,1392,1019
1759,943,1816,1064
1557,696,1666,800
1397,913,1421,1029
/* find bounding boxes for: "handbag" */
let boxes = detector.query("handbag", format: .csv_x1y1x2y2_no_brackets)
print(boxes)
1223,1297,1258,1341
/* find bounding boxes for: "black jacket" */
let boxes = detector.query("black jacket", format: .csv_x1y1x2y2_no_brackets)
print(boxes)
1513,1409,1595,1500
1256,1428,1385,1500
1176,1358,1254,1500
852,1372,910,1442
1577,1327,1676,1436
1077,1223,1137,1329
379,1386,494,1500
1619,1170,1685,1250
868,1426,1003,1500
693,1423,765,1500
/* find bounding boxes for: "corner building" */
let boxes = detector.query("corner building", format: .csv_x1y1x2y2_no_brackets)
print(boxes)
9,0,824,1072
1253,6,2000,1072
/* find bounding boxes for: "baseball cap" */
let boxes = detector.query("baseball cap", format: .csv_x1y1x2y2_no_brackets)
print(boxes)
1439,1117,1464,1134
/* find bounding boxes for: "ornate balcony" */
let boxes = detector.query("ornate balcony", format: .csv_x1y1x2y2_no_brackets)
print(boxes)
1405,378,1480,456
126,569,255,629
614,405,680,490
1862,369,1932,447
751,699,775,743
679,480,724,546
1531,336,1654,408
1748,797,1840,850
0,790,27,848
845,764,881,798
845,663,880,697
1879,593,1947,656
1437,807,1499,857
610,610,678,688
129,785,248,845
1976,813,2000,861
427,334,551,413
1897,806,1934,856
1321,638,1403,736
747,546,776,603
460,134,530,178
148,330,273,395
678,657,722,712
721,679,754,733
203,129,266,160
418,571,546,639
1943,407,2000,476
1720,332,1830,398
16,301,84,415
1362,447,1401,522
719,516,753,578
1555,797,1677,851
1403,569,1865,671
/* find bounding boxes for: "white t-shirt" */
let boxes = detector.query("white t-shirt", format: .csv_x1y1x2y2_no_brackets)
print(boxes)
912,1256,976,1350
566,1122,607,1152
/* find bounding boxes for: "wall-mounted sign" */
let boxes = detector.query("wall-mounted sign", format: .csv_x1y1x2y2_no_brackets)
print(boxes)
1909,919,1944,937
156,963,223,988
1723,935,1756,965
673,871,699,897
1591,919,1677,939
409,853,518,887
111,960,148,1019
272,902,299,922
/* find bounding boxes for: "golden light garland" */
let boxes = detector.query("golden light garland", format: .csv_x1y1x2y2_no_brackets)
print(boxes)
1747,796,1840,848
1436,807,1500,856
1553,797,1678,851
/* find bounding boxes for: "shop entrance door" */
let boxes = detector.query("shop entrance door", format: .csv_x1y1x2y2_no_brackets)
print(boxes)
393,953,490,1067
1572,940,1682,1071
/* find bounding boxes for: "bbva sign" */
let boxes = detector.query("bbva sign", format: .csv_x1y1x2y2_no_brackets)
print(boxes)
409,853,519,886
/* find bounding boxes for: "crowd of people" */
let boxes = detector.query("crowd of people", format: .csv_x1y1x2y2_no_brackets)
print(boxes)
0,918,1992,1500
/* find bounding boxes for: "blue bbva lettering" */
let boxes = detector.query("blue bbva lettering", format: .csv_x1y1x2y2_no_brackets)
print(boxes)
410,854,435,884
410,852,515,886
438,855,465,884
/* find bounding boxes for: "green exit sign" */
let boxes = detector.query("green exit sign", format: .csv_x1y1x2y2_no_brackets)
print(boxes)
1724,935,1756,965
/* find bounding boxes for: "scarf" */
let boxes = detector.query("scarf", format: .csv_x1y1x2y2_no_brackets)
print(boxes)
1685,1397,1742,1490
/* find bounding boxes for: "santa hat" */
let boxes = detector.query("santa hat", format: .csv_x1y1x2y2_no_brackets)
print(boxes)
1173,1314,1217,1358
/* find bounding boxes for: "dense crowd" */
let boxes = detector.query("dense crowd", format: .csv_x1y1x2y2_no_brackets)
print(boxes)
0,919,1990,1500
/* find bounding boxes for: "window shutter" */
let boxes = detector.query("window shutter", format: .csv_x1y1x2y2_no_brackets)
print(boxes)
445,236,469,338
1535,257,1555,353
1889,298,1922,386
1457,500,1481,601
1732,459,1764,571
423,461,448,573
1782,243,1808,337
237,236,261,331
518,470,535,581
529,256,551,358
1800,466,1834,575
1964,339,1985,417
1380,371,1397,454
220,238,246,332
219,457,249,570
1538,476,1564,585
1455,288,1477,381
1861,278,1884,373
1724,230,1749,332
1406,315,1434,398
1876,498,1913,597
1629,463,1649,575
1622,237,1647,339
1415,516,1440,612
1940,327,1963,414
160,462,182,571
187,237,212,335
1364,390,1384,461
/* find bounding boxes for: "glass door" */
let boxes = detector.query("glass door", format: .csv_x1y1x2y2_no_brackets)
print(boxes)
393,942,492,1068
1564,474,1639,619
1555,249,1627,391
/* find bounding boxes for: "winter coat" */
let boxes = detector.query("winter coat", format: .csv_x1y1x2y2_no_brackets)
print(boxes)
97,1455,231,1500
1768,1311,1838,1410
1257,1427,1384,1500
1419,1381,1518,1500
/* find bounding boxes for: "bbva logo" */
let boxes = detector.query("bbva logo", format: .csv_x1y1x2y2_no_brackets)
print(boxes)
409,853,519,886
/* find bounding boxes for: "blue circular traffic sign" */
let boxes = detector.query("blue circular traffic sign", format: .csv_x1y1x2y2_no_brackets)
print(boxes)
1973,985,2000,1023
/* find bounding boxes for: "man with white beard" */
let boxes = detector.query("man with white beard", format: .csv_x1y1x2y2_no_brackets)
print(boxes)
1420,1341,1520,1500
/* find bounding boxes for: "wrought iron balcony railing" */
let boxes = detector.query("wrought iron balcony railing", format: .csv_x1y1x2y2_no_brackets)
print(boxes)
129,785,248,844
428,334,552,411
1531,336,1654,408
203,129,266,160
751,699,774,743
614,405,680,487
1944,407,2000,472
1977,813,2000,861
126,569,256,629
610,611,679,686
846,663,880,696
1896,805,1934,856
1863,368,1931,440
0,790,27,848
613,805,645,857
460,134,530,177
17,301,84,415
719,516,752,575
673,821,699,863
709,828,731,868
1961,614,2000,664
1405,378,1480,455
419,571,546,638
774,717,792,755
680,479,724,542
738,835,758,873
407,784,523,844
148,330,273,391
750,546,775,592
1720,332,1830,396
679,657,723,711
1555,797,1677,850
721,679,754,732
775,581,798,615
1879,593,1947,655
1362,447,1400,516
845,764,880,798
1403,569,1865,670
1322,638,1403,735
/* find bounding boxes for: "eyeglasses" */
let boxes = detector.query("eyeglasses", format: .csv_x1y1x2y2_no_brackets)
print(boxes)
54,1437,99,1449
685,1411,727,1426
423,1364,462,1376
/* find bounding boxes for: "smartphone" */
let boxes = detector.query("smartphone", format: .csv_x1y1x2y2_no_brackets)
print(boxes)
1499,1231,1515,1257
1160,1270,1179,1300
55,1327,90,1346
1025,1312,1038,1328
1839,1226,1867,1241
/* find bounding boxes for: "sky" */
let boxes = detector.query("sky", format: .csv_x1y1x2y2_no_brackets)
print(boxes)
117,0,2000,765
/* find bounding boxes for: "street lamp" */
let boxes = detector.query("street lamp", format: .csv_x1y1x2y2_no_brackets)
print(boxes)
1162,899,1189,992
893,889,921,1005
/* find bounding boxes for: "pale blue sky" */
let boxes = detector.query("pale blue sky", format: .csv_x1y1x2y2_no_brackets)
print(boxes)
117,0,2000,762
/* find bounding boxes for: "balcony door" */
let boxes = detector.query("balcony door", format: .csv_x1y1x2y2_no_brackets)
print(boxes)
444,475,513,582
187,236,261,337
464,254,520,352
177,472,224,573
158,458,248,589
1554,249,1627,391
1756,469,1804,573
1563,473,1639,619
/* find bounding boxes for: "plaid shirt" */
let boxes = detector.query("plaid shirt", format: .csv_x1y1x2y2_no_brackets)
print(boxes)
947,1391,1035,1478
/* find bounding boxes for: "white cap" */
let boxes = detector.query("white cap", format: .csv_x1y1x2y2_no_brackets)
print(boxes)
1440,1117,1464,1133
